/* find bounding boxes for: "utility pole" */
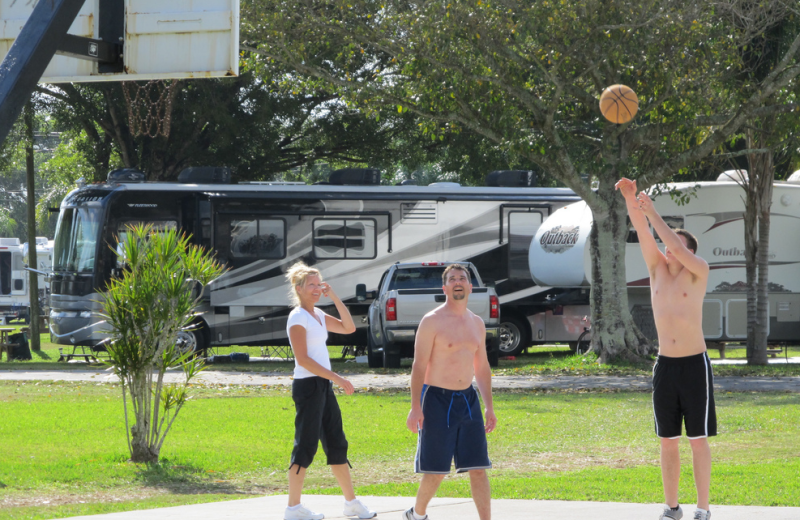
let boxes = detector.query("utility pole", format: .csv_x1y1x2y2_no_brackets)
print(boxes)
24,102,40,350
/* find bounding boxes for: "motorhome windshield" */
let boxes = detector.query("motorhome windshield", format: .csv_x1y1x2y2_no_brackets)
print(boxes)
53,206,102,272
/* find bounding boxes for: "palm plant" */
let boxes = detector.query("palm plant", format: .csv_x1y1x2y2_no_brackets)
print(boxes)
100,224,224,463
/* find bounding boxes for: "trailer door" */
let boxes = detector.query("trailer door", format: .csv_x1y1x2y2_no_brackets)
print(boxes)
508,210,543,282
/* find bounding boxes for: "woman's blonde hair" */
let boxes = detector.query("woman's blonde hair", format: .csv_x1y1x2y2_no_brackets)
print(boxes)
285,261,322,307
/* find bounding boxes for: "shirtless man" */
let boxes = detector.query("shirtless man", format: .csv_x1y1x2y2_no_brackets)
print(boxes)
403,263,497,520
616,178,714,520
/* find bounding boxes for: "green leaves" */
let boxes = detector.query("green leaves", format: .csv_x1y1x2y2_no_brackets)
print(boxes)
100,224,224,462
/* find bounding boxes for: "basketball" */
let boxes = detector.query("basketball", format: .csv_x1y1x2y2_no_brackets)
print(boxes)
599,85,639,124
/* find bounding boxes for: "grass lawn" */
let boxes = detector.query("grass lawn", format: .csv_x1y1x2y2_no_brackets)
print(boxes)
2,321,800,377
1,381,799,519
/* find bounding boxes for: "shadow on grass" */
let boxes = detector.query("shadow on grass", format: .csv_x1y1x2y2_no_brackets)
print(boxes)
31,350,53,360
135,460,242,495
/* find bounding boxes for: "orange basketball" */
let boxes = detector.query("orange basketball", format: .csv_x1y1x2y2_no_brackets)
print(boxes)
599,85,639,124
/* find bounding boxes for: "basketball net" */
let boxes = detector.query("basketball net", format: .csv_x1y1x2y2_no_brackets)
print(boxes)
121,80,180,139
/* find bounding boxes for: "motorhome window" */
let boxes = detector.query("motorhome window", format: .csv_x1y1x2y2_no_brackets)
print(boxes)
313,219,376,259
0,252,10,295
388,266,479,290
230,219,285,259
53,206,102,273
115,220,178,267
653,216,685,242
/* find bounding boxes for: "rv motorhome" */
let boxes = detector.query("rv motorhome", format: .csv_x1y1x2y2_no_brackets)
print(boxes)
529,173,800,344
0,237,54,324
48,167,582,355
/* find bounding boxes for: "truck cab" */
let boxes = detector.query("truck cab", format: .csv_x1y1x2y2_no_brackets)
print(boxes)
358,261,500,368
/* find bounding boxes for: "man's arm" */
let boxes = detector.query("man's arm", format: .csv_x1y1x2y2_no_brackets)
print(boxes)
615,178,664,272
406,313,435,433
639,192,709,277
472,317,496,433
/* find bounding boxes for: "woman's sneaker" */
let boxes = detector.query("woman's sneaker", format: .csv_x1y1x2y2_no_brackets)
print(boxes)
659,505,683,520
692,509,711,520
285,503,324,520
343,498,377,518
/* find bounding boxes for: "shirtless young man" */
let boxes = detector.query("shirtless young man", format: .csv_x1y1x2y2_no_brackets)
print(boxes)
403,263,497,520
616,178,715,520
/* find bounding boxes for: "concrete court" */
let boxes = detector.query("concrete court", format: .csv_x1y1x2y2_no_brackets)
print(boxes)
57,495,800,519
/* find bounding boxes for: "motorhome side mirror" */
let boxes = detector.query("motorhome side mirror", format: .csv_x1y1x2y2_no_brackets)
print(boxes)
356,284,367,302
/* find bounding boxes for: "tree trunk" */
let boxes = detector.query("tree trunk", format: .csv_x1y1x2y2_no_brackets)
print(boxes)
745,127,773,365
129,371,160,463
588,181,653,363
23,103,40,349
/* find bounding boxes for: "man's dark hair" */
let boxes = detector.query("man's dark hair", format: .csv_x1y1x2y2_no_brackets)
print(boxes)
675,229,698,253
442,263,471,284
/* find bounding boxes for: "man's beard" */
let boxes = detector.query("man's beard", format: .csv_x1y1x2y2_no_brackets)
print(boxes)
452,290,466,300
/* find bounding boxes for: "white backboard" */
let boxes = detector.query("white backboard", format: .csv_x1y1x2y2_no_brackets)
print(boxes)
0,0,239,83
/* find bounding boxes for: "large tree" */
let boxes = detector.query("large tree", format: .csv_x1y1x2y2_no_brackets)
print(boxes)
36,67,455,182
242,0,800,361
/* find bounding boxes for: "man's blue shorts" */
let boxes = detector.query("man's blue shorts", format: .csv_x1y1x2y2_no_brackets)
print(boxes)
415,384,492,474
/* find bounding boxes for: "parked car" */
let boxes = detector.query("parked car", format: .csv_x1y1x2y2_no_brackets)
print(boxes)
356,261,500,368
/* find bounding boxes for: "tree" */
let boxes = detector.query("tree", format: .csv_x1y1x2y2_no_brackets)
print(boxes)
242,0,800,361
101,225,224,463
36,69,452,182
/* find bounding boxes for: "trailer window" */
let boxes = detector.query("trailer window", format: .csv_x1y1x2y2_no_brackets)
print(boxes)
313,219,376,259
653,216,685,242
230,219,285,259
0,252,10,295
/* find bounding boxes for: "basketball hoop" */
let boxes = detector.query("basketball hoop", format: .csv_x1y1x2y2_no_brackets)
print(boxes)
122,80,181,139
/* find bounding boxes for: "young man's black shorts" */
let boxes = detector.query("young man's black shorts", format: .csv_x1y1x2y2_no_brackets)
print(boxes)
652,352,717,439
415,384,492,474
290,376,349,470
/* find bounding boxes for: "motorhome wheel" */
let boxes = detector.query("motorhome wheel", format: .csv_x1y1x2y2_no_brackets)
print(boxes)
498,315,530,357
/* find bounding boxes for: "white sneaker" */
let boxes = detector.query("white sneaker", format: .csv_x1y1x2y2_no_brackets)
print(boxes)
402,506,426,520
692,509,710,520
344,498,377,518
285,503,324,520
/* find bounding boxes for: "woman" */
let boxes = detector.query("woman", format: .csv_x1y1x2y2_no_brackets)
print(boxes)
284,262,376,520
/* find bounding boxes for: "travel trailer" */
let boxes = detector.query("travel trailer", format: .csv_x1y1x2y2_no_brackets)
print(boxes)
48,167,580,354
0,237,54,324
529,173,800,343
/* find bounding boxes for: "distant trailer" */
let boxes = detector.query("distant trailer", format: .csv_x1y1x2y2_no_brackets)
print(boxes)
0,237,53,324
48,167,581,354
529,172,800,344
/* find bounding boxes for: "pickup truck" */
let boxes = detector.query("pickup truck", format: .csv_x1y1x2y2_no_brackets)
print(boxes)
355,261,500,369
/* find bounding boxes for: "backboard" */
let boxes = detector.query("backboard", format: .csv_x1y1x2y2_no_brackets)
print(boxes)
0,0,239,83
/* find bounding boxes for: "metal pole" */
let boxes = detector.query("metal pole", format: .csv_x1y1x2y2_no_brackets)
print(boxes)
24,102,40,350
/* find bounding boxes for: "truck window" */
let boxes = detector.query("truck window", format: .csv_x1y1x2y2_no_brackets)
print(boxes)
389,266,479,290
313,219,376,259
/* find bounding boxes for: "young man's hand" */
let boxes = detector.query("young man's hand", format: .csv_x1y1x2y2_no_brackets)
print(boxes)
637,191,656,217
614,178,638,202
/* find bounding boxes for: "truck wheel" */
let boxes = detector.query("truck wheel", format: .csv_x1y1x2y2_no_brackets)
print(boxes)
383,341,401,369
498,315,530,357
367,333,382,368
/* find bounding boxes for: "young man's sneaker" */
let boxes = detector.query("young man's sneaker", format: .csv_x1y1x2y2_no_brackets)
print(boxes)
692,509,710,520
284,503,324,520
343,498,376,519
659,505,683,520
402,506,427,520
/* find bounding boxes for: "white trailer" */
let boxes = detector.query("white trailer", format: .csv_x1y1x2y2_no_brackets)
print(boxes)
528,173,800,343
0,237,54,324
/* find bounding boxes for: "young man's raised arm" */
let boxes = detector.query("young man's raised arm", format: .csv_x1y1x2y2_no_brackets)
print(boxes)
638,192,709,278
615,178,664,272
